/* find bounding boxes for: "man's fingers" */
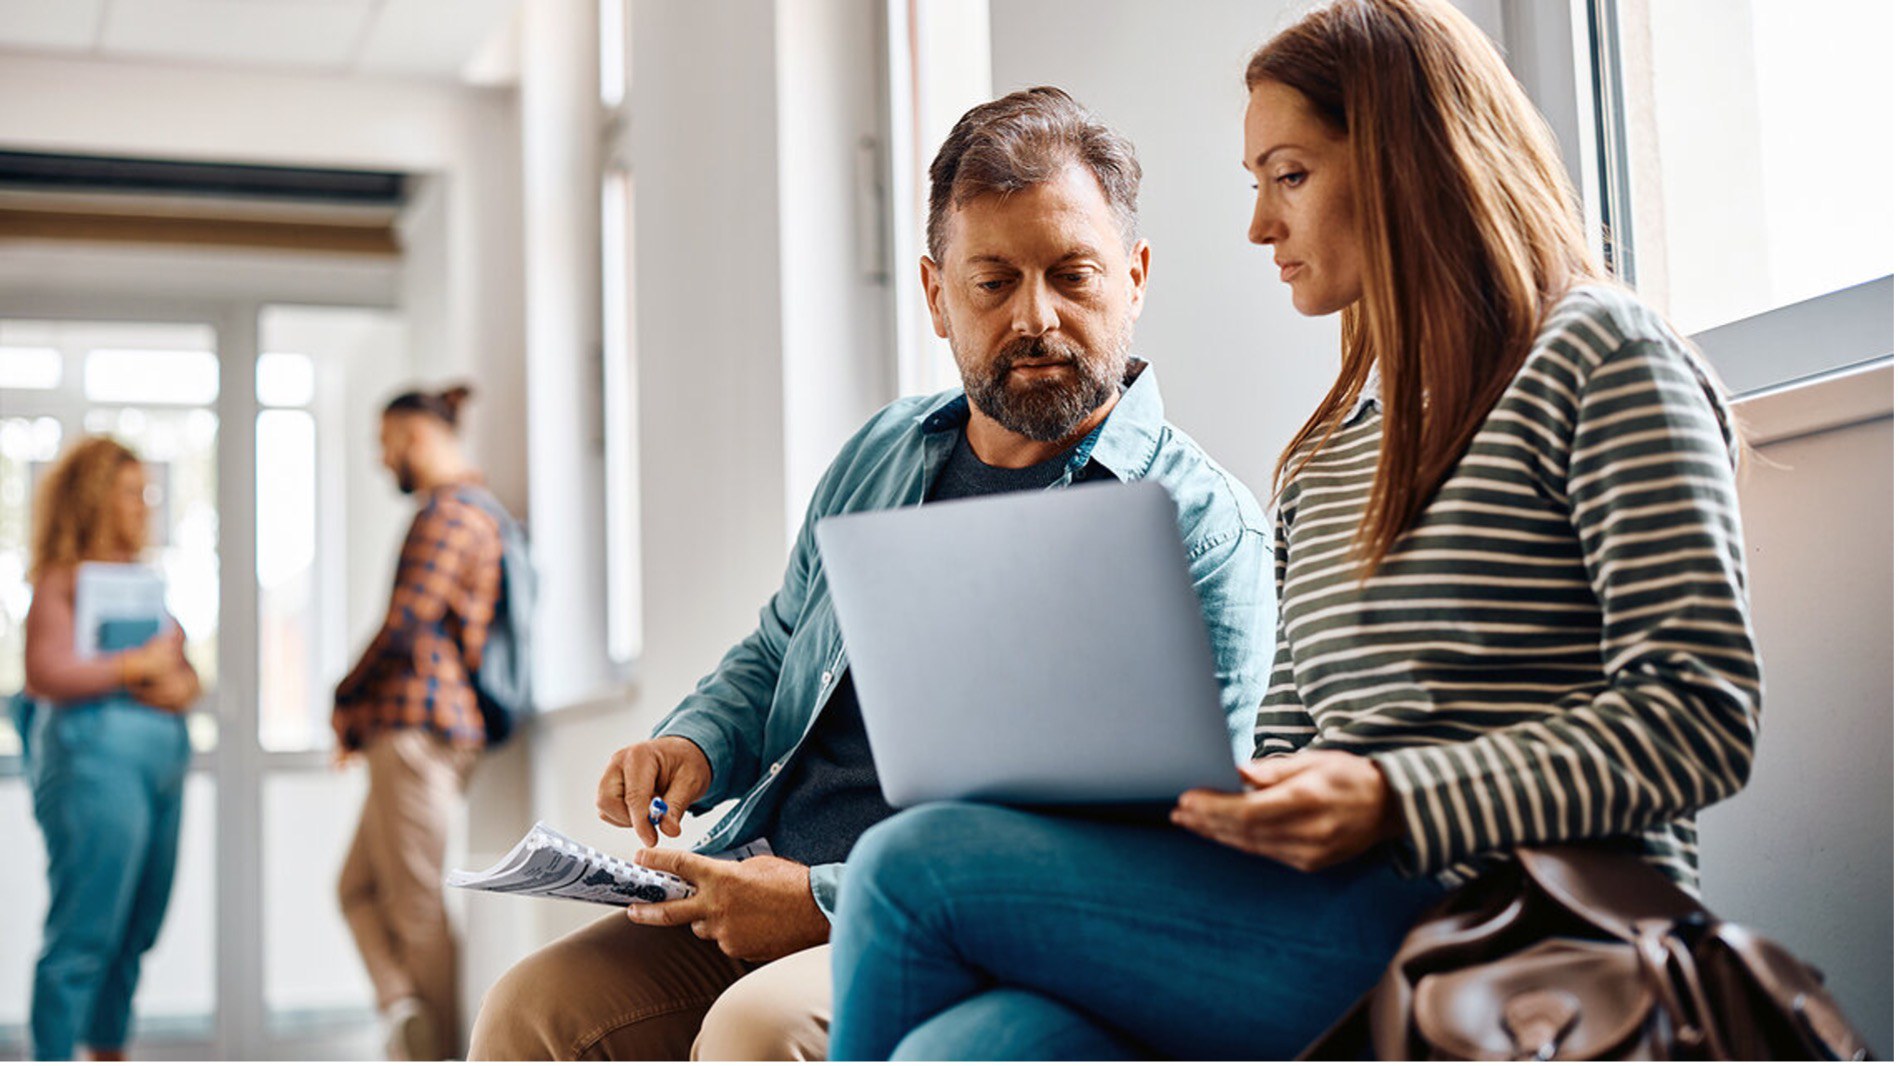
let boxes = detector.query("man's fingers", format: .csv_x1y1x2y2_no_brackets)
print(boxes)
621,750,662,847
596,759,633,828
635,847,720,883
658,775,702,840
624,896,703,927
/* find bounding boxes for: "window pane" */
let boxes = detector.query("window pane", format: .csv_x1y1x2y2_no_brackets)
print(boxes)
602,169,642,663
262,771,376,1029
258,410,321,752
0,347,61,390
85,349,220,406
0,416,63,722
600,0,628,108
257,352,316,408
1616,0,1893,333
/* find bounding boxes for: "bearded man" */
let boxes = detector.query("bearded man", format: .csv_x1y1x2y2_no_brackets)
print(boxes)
469,86,1273,1062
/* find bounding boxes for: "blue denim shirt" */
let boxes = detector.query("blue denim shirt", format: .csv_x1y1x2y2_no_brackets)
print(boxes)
654,360,1273,917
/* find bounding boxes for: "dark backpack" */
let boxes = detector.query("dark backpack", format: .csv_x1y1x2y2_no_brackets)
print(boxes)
453,486,536,746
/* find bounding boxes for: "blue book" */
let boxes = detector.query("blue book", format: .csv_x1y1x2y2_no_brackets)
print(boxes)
98,617,163,653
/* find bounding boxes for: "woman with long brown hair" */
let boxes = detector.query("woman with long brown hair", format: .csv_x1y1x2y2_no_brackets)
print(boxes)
827,0,1759,1057
22,435,200,1061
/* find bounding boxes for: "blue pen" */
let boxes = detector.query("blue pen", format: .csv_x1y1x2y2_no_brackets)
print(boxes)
647,797,668,828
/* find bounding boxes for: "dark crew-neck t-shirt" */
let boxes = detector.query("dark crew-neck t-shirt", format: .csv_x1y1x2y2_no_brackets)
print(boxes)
759,430,1084,866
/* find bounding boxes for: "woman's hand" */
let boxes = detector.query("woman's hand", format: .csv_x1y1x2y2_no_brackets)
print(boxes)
120,627,186,686
1172,749,1402,872
129,661,199,714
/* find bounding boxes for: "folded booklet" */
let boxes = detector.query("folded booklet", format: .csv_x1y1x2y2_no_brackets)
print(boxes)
447,821,770,907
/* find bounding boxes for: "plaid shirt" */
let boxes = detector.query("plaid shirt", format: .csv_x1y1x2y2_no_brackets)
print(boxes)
333,480,503,752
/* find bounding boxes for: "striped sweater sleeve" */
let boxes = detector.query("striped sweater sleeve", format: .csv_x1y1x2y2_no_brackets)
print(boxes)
1254,508,1316,757
1371,336,1762,876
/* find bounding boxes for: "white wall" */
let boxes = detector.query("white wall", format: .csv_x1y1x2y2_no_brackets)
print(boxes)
1703,365,1894,1055
985,0,1504,507
986,0,1339,510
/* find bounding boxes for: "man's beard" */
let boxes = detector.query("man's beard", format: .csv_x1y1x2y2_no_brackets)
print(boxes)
956,327,1130,443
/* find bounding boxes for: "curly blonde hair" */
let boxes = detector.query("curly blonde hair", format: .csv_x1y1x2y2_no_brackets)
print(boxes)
29,435,145,582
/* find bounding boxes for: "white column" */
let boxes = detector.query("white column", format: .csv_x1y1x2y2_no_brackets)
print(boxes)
520,0,609,708
623,0,792,715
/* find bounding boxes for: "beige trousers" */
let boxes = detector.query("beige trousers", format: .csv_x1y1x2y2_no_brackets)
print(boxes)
337,729,477,1056
468,913,832,1060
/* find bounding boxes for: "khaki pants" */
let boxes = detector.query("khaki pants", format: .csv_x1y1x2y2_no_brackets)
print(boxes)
468,914,831,1060
337,729,477,1056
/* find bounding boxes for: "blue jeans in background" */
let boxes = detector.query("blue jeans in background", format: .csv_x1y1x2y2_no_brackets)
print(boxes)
830,802,1449,1060
27,698,190,1061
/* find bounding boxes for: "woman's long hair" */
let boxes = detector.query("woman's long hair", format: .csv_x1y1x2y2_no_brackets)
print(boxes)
1250,0,1603,574
29,436,145,582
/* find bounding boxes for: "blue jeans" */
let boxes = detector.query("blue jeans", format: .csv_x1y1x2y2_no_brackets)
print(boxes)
28,699,190,1061
831,803,1448,1060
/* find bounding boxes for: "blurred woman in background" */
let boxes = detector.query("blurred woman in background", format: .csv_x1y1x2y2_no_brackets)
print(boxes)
23,435,199,1061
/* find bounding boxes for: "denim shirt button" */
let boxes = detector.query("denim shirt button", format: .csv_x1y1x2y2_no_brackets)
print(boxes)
820,670,833,686
769,761,783,775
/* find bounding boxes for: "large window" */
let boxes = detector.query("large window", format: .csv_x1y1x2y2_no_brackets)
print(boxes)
888,0,995,397
256,353,320,752
1597,0,1892,335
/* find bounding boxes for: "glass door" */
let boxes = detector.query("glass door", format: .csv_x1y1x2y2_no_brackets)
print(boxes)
254,304,410,1055
0,304,409,1058
0,318,224,1052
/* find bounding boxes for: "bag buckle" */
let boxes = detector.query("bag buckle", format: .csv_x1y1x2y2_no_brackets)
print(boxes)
1502,989,1580,1061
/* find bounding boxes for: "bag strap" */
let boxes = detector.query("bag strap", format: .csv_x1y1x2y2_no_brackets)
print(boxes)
451,485,517,535
1513,844,1704,941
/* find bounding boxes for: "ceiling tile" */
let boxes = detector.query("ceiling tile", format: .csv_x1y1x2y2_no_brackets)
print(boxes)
355,0,519,81
0,0,105,51
99,0,376,70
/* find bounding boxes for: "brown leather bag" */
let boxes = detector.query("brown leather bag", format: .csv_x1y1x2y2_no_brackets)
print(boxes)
1300,844,1871,1061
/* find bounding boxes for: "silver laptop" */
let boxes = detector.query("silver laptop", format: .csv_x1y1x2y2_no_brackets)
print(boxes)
814,479,1241,809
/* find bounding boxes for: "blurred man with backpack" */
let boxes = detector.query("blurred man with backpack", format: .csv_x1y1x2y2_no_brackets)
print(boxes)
334,383,533,1060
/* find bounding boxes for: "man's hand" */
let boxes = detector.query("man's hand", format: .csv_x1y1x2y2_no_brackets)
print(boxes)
624,851,830,963
1171,749,1401,872
597,736,714,847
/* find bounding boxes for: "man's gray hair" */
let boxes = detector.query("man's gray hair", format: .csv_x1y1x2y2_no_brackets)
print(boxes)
925,86,1142,261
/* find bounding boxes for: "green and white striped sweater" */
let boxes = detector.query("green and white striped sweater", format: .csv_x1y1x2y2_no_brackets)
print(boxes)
1253,285,1761,889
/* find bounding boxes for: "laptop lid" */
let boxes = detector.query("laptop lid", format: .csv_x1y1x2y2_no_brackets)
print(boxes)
815,479,1240,808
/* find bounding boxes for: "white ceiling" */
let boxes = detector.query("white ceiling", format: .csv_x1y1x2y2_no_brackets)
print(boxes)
0,0,523,84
